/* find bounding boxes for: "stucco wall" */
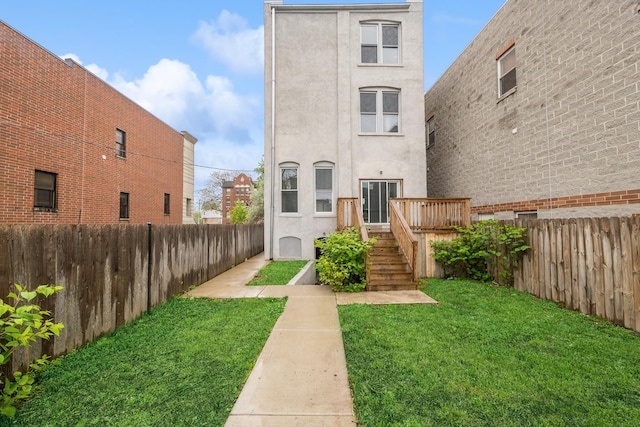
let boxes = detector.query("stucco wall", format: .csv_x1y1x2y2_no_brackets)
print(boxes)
424,0,640,219
264,1,426,260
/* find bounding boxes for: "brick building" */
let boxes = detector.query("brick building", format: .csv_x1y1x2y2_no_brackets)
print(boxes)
424,0,640,219
0,21,196,224
221,173,253,224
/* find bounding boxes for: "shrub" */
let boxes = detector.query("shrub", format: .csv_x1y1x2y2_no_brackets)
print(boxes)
315,228,376,292
431,220,529,285
0,284,63,417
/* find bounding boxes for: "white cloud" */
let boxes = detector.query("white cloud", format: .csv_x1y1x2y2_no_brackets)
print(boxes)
192,10,264,74
60,53,109,80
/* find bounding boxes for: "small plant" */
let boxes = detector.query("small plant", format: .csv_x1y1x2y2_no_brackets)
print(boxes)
0,284,64,417
315,228,376,292
431,220,529,285
229,202,249,224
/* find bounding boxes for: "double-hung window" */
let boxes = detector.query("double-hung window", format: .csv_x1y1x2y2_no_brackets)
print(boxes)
116,129,126,158
426,116,435,148
314,163,333,213
360,89,400,133
497,45,516,97
34,170,57,209
361,23,399,64
164,193,170,215
120,192,129,219
281,165,298,213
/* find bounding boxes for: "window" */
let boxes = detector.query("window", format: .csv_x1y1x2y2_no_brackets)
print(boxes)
164,193,170,215
315,163,333,213
225,188,231,195
186,198,193,216
361,23,399,64
116,129,126,158
281,166,298,213
516,211,537,220
426,116,435,148
497,45,516,97
119,192,129,219
34,170,57,209
360,89,400,133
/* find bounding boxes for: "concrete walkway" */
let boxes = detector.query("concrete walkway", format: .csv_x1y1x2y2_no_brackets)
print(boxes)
186,253,438,427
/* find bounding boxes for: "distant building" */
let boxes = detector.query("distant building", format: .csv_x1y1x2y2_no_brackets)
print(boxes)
221,173,253,224
424,0,640,220
264,0,426,260
201,209,223,224
0,21,196,224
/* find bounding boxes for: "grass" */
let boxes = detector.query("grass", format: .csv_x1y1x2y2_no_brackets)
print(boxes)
246,260,309,285
3,297,286,427
339,278,640,427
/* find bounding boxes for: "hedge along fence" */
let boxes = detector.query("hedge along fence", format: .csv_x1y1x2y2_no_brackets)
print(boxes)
513,216,640,334
0,223,264,372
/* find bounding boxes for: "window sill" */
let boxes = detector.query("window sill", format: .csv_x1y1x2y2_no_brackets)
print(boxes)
279,213,302,218
497,86,517,103
358,132,405,137
119,218,130,222
313,213,336,218
358,63,403,68
33,207,57,213
116,154,127,160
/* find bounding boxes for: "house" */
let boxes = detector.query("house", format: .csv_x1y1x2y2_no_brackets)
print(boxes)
0,21,196,225
424,0,640,220
221,173,253,224
263,0,427,262
201,209,223,224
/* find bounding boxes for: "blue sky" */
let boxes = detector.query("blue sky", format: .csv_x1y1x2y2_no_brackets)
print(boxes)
2,0,505,201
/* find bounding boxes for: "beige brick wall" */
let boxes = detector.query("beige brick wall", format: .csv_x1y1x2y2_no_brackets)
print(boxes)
424,0,640,218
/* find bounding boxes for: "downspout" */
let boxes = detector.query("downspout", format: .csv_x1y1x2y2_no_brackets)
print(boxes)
269,4,277,260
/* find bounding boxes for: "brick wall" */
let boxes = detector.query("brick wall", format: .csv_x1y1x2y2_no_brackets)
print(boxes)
424,0,640,219
0,22,184,224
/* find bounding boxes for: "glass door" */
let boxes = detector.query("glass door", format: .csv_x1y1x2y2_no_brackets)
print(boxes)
361,180,400,224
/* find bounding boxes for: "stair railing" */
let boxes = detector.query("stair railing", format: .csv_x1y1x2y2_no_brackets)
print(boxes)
389,200,418,283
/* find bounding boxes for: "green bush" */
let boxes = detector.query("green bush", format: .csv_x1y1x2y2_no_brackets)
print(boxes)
315,228,375,292
431,220,529,285
0,284,63,417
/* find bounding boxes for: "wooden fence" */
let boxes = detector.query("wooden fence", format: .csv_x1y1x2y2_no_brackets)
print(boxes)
513,217,640,333
0,223,264,370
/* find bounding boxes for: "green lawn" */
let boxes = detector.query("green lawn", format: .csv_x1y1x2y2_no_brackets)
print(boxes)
3,297,286,427
246,260,309,285
339,278,640,427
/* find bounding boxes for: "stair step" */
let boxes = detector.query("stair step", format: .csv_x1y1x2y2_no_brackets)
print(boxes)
369,271,413,281
369,263,410,272
366,281,418,291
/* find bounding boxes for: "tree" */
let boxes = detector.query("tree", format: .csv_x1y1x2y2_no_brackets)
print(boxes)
230,202,248,224
197,170,236,211
248,158,264,223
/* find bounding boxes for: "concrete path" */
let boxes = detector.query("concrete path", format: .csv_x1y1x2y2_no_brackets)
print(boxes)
186,253,438,427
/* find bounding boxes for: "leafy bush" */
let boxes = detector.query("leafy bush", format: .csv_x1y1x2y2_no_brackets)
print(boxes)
431,220,529,285
229,202,248,224
315,228,376,292
0,284,63,417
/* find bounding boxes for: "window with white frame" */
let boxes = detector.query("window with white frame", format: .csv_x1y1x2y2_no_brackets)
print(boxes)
497,45,516,97
281,165,298,213
314,163,333,213
360,89,400,133
361,22,399,64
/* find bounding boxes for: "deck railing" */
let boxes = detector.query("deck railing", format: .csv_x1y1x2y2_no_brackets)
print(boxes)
392,198,471,230
389,201,418,283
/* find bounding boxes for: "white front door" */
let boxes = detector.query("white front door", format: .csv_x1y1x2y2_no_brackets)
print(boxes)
361,180,400,224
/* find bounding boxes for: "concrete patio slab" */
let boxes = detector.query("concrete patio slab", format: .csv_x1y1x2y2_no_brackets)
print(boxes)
336,289,439,305
257,284,333,298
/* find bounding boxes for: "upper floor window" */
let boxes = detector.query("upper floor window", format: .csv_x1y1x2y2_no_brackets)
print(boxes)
497,45,516,98
360,89,400,133
116,129,126,158
426,115,435,148
314,163,333,213
281,165,298,213
34,170,57,210
186,198,193,216
361,23,399,64
164,193,170,215
120,192,129,220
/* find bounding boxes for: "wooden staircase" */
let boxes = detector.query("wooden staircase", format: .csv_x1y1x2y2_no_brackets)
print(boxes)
367,232,418,291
